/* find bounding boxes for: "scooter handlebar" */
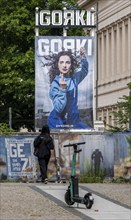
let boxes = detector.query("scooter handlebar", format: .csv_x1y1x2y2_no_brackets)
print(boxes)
64,142,85,147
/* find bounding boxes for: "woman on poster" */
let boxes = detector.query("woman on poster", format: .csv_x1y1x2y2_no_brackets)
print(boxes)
46,47,92,129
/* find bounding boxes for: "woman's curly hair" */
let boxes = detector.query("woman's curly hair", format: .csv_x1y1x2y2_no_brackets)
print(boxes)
43,50,80,84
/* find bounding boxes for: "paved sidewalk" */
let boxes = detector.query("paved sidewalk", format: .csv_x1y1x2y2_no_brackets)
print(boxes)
0,182,131,220
34,183,131,220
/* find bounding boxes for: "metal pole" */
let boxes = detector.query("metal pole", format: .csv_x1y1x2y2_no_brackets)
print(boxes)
9,107,12,129
95,1,99,120
63,7,67,37
34,7,39,131
35,7,39,36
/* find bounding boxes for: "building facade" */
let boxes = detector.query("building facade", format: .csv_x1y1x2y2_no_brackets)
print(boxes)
78,0,131,129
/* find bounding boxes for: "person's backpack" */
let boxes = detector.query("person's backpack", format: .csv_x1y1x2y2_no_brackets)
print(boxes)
34,148,38,156
33,134,54,157
33,136,41,157
47,140,54,150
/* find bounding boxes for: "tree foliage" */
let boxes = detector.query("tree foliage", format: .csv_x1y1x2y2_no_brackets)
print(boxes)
107,83,131,132
0,0,84,131
0,123,14,135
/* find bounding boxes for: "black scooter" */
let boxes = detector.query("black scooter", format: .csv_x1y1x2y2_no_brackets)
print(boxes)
64,142,94,209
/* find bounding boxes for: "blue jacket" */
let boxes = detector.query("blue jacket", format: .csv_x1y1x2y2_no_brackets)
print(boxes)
48,57,90,129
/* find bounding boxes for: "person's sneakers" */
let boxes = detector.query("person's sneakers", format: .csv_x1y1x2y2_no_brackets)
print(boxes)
44,178,48,184
42,178,48,184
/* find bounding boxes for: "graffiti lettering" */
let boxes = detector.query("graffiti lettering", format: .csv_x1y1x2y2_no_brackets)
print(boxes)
10,143,25,158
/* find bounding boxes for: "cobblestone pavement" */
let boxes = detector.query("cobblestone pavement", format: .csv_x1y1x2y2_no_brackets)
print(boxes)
0,183,82,220
0,182,131,220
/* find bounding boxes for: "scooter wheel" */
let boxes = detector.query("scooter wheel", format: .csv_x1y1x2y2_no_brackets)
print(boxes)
84,193,94,209
65,190,75,206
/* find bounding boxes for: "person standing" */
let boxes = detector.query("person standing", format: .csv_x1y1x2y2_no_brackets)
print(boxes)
34,124,54,183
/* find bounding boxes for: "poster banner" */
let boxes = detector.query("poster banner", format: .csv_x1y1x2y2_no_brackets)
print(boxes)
35,36,94,130
5,138,35,178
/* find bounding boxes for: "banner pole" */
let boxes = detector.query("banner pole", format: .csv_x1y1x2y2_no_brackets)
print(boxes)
63,7,67,37
35,7,39,36
95,1,99,120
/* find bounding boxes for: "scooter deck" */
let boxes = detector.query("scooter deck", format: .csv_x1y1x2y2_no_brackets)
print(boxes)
72,196,84,204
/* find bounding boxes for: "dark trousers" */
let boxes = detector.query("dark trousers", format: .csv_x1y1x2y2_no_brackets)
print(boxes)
38,156,50,181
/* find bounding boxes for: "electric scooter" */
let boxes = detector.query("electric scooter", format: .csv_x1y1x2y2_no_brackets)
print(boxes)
64,142,94,209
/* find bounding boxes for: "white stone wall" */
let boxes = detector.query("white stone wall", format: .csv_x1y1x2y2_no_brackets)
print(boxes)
78,0,131,127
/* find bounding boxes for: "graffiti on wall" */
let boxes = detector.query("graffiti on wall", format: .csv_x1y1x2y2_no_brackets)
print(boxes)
0,133,130,180
91,149,103,175
5,138,35,178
